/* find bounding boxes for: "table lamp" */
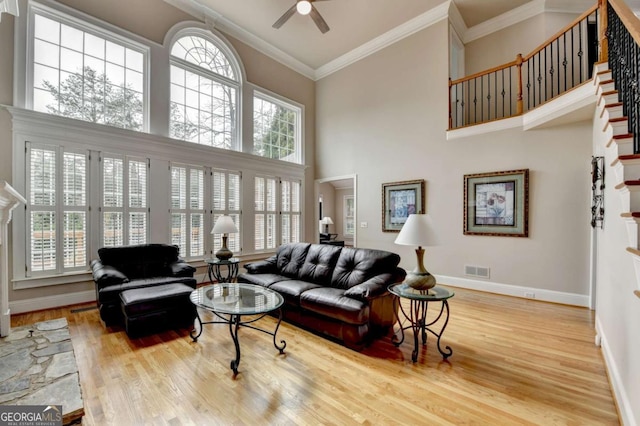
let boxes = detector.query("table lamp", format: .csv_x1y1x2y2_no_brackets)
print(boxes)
320,216,333,234
394,214,437,291
211,215,238,260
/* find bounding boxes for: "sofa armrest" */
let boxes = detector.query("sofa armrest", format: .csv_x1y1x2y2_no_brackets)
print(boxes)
169,260,196,277
91,259,129,288
244,255,277,274
344,273,394,301
344,267,406,301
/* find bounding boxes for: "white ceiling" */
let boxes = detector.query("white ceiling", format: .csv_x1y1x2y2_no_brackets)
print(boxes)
165,0,624,80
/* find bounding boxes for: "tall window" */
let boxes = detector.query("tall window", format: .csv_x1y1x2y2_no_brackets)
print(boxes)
30,5,147,131
171,164,205,259
253,93,302,164
281,179,301,244
169,32,240,150
26,144,88,275
254,176,277,251
101,154,148,246
213,170,241,254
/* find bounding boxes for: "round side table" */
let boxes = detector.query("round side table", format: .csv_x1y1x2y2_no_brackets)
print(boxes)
205,258,240,283
388,283,454,361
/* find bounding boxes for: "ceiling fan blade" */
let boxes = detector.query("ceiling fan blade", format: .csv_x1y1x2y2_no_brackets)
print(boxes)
273,4,297,29
309,5,330,34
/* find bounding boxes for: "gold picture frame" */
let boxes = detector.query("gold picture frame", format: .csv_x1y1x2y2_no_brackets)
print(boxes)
463,169,529,237
382,179,425,232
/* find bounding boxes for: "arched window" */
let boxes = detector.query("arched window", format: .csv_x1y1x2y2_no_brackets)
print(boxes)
169,31,241,150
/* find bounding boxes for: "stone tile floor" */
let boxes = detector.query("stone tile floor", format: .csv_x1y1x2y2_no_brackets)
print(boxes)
0,318,84,424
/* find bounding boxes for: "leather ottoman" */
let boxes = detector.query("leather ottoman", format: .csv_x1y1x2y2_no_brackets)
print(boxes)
119,283,196,337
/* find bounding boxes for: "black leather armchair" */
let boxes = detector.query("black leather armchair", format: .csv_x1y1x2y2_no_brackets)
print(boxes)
91,244,197,326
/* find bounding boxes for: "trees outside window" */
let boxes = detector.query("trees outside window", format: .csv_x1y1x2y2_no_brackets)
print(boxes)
253,93,301,164
169,34,240,150
32,11,146,131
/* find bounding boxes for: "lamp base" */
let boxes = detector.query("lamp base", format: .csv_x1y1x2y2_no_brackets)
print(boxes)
215,247,233,260
405,271,436,291
215,235,233,260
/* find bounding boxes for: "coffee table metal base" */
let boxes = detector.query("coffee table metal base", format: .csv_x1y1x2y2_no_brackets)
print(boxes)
190,309,286,375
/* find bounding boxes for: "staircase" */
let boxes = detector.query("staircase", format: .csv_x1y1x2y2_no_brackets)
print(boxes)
594,63,640,301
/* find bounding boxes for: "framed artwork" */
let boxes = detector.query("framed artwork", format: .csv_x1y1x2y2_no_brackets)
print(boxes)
463,169,529,237
344,195,355,237
382,179,425,232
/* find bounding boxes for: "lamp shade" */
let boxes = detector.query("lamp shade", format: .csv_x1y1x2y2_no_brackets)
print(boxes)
211,215,238,234
320,216,334,225
394,214,437,247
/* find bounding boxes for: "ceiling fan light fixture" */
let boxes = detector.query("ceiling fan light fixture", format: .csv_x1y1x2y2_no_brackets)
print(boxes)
296,0,312,15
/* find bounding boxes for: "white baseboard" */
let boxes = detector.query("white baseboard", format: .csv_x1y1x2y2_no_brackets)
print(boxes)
9,290,96,314
436,275,590,307
595,316,636,426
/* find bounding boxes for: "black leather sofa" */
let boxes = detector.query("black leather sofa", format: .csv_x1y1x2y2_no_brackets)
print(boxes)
91,244,197,335
238,242,406,349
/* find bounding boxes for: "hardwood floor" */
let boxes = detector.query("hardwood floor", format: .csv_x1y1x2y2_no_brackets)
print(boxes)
11,286,619,425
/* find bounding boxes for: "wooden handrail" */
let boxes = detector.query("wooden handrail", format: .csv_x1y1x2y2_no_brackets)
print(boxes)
449,2,601,129
608,0,640,47
450,60,518,86
522,4,599,61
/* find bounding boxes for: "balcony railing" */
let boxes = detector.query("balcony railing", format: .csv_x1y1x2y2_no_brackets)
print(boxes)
606,0,640,153
449,4,600,129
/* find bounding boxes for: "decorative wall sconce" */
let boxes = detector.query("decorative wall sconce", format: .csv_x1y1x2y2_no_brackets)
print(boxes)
591,156,604,229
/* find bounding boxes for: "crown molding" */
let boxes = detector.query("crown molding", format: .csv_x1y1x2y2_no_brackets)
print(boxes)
0,0,19,21
315,1,450,80
162,0,598,81
447,0,468,43
463,0,546,43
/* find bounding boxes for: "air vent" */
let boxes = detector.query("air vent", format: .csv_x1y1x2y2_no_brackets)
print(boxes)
465,265,490,279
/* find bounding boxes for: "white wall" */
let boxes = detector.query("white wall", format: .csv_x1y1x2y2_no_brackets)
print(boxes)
316,19,592,301
593,91,640,426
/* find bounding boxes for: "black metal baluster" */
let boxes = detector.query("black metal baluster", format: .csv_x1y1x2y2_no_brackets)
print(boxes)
563,31,568,93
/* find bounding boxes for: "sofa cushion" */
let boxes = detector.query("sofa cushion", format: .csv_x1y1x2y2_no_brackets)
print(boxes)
237,273,293,288
331,247,401,290
300,287,369,325
299,244,342,285
269,279,322,307
276,243,311,279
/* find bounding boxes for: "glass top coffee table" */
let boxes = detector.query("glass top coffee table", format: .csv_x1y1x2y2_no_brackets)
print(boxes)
190,283,286,375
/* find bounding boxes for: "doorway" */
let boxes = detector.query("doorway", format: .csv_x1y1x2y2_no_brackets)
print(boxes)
315,174,357,247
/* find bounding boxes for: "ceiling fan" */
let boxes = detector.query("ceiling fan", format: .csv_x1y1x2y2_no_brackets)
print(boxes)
273,0,331,34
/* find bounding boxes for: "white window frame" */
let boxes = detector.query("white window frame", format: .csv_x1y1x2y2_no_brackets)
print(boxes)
212,168,242,256
170,163,206,260
25,1,150,132
280,177,302,244
25,142,90,277
253,89,303,164
169,28,242,151
99,153,149,247
254,175,278,252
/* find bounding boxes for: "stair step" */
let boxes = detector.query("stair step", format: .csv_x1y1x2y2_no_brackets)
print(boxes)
616,180,640,189
612,154,640,166
627,247,640,256
599,79,616,92
607,133,634,156
621,212,640,218
599,90,619,106
604,116,629,135
603,103,625,121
